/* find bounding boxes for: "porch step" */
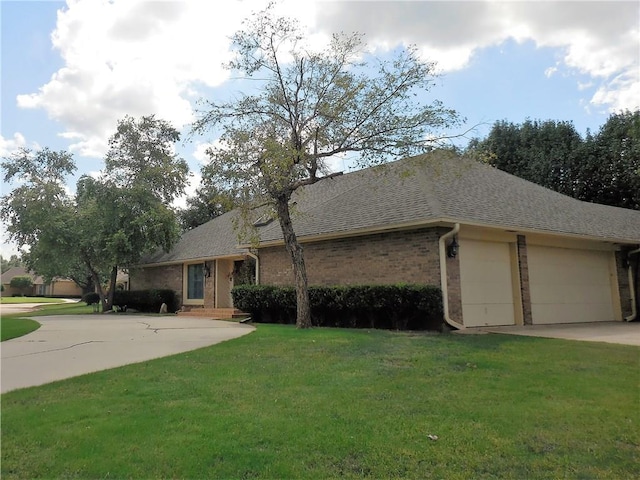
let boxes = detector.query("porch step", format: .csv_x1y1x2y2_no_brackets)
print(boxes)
177,307,249,320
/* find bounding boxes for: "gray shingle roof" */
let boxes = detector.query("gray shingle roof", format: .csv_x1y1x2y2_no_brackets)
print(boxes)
140,210,248,265
140,152,640,266
258,152,640,244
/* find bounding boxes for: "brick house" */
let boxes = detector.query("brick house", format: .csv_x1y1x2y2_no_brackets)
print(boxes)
1,266,84,297
131,152,640,328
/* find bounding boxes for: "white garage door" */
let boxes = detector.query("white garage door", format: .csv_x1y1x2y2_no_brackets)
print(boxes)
528,245,615,324
459,239,516,327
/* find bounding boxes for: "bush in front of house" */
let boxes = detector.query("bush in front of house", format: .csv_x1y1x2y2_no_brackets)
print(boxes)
232,284,443,331
9,275,33,296
81,292,100,305
112,289,180,313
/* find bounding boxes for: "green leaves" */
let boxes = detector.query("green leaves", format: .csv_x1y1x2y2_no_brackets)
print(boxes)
469,111,640,210
1,114,190,309
105,115,189,205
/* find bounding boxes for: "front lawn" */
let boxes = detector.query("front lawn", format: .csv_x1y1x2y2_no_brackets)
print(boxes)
1,317,41,341
0,296,66,304
7,301,94,317
1,325,637,479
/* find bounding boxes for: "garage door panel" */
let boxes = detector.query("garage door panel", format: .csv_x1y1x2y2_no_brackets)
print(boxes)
528,245,615,324
459,239,516,327
532,302,615,325
462,303,515,328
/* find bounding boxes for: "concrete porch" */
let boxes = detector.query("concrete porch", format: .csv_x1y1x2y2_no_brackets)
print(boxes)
177,307,250,321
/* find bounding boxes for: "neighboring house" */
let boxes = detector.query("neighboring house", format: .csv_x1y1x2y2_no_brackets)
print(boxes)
1,266,84,297
131,152,640,328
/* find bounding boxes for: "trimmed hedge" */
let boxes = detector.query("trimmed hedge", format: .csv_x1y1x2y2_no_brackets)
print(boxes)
81,292,100,305
112,289,180,313
232,284,443,331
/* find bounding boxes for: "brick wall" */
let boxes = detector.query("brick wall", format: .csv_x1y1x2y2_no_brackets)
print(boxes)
129,264,183,296
445,253,462,325
259,228,443,286
616,250,633,319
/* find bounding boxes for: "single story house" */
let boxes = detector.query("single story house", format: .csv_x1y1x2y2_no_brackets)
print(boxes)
1,266,84,297
131,152,640,329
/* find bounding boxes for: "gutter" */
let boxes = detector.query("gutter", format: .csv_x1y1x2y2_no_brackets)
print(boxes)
439,223,464,330
247,251,260,285
625,246,640,321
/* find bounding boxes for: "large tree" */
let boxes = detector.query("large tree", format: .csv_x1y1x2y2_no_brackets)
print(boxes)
1,148,86,286
193,7,460,328
1,115,190,310
78,114,189,310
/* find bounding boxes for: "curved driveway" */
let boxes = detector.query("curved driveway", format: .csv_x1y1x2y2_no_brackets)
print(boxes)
1,313,254,393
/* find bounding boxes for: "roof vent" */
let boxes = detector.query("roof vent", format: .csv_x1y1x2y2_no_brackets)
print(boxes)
253,214,274,227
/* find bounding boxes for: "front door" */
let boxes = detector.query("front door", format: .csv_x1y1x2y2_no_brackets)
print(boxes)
215,259,234,308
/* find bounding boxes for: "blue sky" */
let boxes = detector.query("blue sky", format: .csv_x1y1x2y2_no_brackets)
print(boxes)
1,0,639,256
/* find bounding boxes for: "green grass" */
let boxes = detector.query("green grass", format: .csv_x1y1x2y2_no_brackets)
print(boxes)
0,317,41,341
6,301,95,317
0,296,66,304
1,325,638,479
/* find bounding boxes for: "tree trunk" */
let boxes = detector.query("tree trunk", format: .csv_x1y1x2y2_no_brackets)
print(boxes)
88,267,108,311
275,196,312,328
106,266,118,311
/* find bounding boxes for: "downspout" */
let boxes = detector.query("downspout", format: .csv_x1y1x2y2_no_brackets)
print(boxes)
625,247,640,321
247,252,260,285
439,223,464,330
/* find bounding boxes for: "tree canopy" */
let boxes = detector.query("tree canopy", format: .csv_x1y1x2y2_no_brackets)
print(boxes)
178,184,236,231
193,6,461,328
1,115,189,310
468,110,640,210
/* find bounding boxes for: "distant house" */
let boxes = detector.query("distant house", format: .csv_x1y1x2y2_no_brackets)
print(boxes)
131,152,640,328
1,266,84,297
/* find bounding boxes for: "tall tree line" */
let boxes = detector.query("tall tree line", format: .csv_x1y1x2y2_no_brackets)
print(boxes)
467,110,639,210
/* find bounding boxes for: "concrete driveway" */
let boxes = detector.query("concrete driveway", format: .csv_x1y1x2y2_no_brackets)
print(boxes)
1,314,255,393
481,321,640,346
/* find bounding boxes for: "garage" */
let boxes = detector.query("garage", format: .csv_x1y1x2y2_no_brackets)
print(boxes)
459,239,517,327
527,245,616,324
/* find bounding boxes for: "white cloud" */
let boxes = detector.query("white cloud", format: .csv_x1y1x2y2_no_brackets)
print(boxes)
17,0,279,158
15,0,639,159
315,0,640,113
0,133,27,157
192,141,217,165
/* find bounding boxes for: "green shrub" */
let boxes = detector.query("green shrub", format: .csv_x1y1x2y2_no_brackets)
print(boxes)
232,284,443,331
112,289,180,313
10,275,33,295
81,292,100,305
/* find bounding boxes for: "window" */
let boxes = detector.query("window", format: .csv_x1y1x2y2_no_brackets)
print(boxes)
187,263,204,300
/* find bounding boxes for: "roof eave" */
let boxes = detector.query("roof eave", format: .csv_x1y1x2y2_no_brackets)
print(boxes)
241,216,640,249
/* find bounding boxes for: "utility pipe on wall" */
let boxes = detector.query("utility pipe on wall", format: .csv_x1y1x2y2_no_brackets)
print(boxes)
625,246,640,322
439,223,464,330
247,252,260,285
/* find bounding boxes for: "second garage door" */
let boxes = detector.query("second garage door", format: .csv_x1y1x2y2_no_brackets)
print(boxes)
527,245,616,324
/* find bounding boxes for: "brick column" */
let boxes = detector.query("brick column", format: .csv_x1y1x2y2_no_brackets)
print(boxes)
615,250,633,319
517,235,532,325
446,252,463,325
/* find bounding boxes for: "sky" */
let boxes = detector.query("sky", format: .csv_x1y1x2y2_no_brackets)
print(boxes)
1,0,639,257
